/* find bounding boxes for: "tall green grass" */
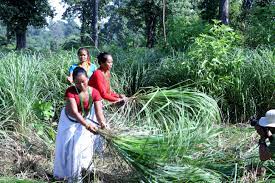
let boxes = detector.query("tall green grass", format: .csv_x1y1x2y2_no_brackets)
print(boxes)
0,47,273,182
0,51,70,131
140,47,274,123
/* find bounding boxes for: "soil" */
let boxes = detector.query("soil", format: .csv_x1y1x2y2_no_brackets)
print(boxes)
0,132,139,183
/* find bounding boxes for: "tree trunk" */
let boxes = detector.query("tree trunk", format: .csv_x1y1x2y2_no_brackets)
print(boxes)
6,24,14,44
80,8,86,44
15,30,26,50
81,1,91,45
91,0,99,48
145,14,157,48
220,0,230,24
242,0,253,9
162,0,167,44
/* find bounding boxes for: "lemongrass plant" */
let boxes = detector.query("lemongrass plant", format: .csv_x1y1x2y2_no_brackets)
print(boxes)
98,114,226,182
0,51,70,129
106,87,220,132
98,87,233,182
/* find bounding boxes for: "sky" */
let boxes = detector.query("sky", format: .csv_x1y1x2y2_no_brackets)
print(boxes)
48,0,81,26
48,0,67,21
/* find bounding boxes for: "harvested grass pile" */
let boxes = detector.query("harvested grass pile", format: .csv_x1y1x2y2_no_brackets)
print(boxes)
98,88,228,182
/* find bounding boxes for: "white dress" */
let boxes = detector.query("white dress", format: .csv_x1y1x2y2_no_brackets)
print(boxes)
53,106,99,182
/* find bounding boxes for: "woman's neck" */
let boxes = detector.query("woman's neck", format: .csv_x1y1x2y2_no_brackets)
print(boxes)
99,66,108,73
79,61,87,66
75,86,89,94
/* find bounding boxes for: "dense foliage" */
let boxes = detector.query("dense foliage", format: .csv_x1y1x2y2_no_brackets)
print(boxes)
0,0,53,49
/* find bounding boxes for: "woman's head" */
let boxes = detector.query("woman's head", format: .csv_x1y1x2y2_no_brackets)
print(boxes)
97,52,113,70
77,47,91,64
73,67,89,91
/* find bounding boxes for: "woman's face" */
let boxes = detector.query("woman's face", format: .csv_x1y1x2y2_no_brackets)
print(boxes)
101,55,113,71
78,50,88,63
74,74,88,92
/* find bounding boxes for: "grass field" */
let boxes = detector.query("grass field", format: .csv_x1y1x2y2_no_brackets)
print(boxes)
0,47,274,182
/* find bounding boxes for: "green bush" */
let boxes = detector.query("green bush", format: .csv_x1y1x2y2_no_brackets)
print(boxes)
187,21,243,95
144,22,274,122
62,36,81,50
244,5,275,47
167,17,209,51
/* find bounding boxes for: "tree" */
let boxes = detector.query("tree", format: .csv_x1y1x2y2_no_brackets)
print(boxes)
0,0,53,50
199,0,220,21
63,0,90,44
91,0,99,47
220,0,230,24
144,1,161,48
62,0,109,46
119,0,163,48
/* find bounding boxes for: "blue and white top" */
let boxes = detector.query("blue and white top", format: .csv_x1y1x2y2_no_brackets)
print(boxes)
69,63,97,78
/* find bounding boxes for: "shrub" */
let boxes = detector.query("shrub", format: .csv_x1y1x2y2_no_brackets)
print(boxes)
62,36,81,50
244,3,275,47
167,17,209,51
187,21,243,95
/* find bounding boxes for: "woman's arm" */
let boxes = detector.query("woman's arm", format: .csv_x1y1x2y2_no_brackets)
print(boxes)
259,142,272,161
94,101,107,129
67,65,76,83
67,73,73,83
89,71,120,102
66,98,97,133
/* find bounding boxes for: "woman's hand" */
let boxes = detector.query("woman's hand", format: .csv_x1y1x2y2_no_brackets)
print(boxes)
122,96,129,103
86,123,98,134
113,98,127,107
119,94,129,102
100,122,110,130
119,94,126,98
67,76,73,83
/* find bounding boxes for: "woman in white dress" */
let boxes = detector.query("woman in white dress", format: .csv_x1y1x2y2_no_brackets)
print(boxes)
53,67,107,182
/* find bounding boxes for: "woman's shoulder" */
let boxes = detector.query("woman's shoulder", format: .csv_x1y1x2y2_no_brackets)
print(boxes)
71,63,78,66
65,86,77,96
92,69,103,77
90,87,102,101
90,63,97,68
69,63,79,72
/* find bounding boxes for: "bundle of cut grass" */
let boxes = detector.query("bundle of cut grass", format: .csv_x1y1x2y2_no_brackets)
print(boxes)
99,87,238,182
107,87,220,132
98,123,230,182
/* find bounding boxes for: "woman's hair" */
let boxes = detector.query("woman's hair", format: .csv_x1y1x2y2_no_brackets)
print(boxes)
72,67,88,81
77,47,91,64
97,52,111,65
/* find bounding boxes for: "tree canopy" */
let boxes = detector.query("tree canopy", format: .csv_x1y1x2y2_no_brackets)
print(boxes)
0,0,53,49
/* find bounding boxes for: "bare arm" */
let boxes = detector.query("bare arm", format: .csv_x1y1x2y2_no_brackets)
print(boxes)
66,98,97,132
94,100,107,129
67,73,73,83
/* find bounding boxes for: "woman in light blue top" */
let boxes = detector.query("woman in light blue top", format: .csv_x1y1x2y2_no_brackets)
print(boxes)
67,48,97,83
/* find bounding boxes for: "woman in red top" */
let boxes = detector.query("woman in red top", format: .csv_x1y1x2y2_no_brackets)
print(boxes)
54,67,107,182
88,52,127,103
